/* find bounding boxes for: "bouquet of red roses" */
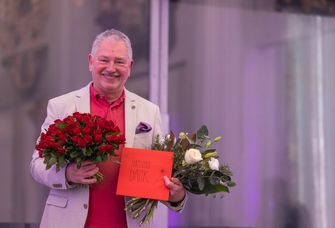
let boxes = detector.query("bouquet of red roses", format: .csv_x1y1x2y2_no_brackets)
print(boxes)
35,112,126,181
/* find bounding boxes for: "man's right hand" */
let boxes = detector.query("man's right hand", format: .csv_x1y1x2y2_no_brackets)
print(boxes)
66,161,99,185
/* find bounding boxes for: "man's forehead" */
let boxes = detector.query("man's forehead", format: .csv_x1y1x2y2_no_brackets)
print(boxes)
95,42,129,57
99,37,127,48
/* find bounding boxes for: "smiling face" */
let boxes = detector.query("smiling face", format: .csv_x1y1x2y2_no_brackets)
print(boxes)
88,37,133,101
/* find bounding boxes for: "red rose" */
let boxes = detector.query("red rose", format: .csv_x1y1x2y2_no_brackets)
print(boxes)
57,134,67,144
106,135,116,142
94,134,102,143
72,136,78,143
98,145,112,153
82,126,91,135
115,135,126,144
86,121,95,128
57,148,65,155
84,134,92,144
97,118,107,128
98,145,105,153
77,138,86,148
72,126,81,135
104,144,113,152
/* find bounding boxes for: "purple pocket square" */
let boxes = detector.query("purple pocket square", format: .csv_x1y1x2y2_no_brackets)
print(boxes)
135,122,152,134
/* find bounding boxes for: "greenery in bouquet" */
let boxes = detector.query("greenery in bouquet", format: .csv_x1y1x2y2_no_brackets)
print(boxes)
126,125,236,225
35,112,125,181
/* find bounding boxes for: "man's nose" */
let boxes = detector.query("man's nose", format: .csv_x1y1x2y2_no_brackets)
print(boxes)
106,61,116,71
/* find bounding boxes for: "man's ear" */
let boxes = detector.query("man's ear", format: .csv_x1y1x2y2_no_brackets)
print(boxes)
88,54,93,72
130,60,134,70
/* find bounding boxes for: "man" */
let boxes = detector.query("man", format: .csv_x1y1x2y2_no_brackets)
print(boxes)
31,29,186,228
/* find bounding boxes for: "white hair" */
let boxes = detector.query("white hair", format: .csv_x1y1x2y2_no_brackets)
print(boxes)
91,29,133,60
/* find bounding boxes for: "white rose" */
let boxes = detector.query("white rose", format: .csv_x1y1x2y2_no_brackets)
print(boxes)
184,148,203,164
208,157,220,171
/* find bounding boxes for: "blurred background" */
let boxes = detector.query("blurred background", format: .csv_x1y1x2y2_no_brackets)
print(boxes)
1,0,335,227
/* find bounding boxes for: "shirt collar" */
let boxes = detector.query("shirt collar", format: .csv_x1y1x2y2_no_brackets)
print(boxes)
89,83,125,107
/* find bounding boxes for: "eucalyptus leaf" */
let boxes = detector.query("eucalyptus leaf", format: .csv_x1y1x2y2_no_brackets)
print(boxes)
209,172,218,185
227,181,236,187
188,178,192,189
197,177,205,191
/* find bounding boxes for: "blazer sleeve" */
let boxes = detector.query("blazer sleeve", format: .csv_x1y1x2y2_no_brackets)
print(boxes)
152,106,163,140
30,99,69,190
161,194,187,212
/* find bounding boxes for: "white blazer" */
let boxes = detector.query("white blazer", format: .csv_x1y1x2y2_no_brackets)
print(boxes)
30,83,183,228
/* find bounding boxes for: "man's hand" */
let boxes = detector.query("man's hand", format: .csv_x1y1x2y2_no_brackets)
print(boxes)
66,161,99,185
163,176,186,203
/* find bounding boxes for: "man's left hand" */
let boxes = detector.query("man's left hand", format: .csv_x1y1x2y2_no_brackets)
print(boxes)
163,176,186,203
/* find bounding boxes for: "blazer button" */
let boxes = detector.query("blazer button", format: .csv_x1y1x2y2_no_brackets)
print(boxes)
83,204,88,209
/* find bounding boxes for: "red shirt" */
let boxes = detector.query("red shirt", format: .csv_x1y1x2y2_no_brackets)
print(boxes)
84,84,127,228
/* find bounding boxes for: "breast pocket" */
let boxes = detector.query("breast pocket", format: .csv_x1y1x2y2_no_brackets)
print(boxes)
133,133,152,149
46,194,68,208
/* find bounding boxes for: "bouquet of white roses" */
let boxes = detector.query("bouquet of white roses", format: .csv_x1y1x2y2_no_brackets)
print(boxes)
125,125,236,225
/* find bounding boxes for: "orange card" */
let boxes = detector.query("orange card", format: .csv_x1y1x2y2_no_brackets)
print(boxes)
116,148,173,201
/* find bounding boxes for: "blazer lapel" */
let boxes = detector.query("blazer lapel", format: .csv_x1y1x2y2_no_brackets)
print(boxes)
125,89,137,148
74,85,136,147
74,83,91,114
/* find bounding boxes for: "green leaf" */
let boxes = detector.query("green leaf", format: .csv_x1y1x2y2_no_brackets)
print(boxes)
87,147,93,156
76,158,82,168
70,151,80,158
95,155,102,163
82,148,88,156
197,125,208,140
56,122,67,130
58,156,65,168
45,163,52,170
190,182,230,194
82,147,93,157
48,157,57,166
101,153,108,161
46,157,57,170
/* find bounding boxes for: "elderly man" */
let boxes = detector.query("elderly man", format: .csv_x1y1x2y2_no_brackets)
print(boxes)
31,29,186,228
